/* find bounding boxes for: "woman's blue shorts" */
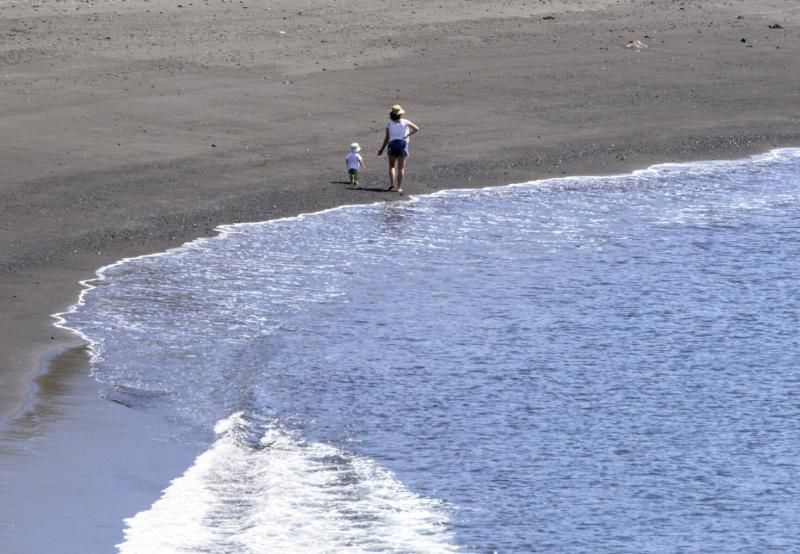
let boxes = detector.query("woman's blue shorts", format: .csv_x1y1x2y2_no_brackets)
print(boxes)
387,139,409,157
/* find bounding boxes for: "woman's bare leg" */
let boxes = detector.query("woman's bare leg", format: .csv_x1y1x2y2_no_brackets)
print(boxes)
395,156,407,192
388,156,398,190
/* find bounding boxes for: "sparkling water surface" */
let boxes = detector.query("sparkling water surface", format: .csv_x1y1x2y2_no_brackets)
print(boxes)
62,149,800,553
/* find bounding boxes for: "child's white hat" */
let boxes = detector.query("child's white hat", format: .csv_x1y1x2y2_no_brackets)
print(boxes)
350,143,361,152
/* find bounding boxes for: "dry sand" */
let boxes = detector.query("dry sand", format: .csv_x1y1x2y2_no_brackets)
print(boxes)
1,0,799,418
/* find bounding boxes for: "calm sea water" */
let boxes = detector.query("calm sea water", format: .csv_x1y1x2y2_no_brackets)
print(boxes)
60,149,800,553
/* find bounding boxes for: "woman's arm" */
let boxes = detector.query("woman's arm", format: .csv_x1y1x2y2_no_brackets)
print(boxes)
404,121,419,139
377,128,389,156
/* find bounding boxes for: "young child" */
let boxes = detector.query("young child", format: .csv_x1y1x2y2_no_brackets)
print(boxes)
345,143,365,188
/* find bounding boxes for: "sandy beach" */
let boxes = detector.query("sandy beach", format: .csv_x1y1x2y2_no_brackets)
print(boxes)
1,0,799,416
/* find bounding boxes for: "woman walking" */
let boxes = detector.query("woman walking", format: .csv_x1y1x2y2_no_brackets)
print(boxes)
377,104,419,193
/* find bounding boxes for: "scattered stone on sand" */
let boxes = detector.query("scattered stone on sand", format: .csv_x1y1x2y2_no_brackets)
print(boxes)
625,39,648,50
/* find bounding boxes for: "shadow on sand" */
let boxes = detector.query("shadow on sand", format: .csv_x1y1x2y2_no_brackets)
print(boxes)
330,181,394,193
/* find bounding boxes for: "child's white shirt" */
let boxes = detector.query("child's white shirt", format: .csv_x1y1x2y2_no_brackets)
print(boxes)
345,152,363,170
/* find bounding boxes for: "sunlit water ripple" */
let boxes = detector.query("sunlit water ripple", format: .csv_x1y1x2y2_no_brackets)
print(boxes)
60,149,800,553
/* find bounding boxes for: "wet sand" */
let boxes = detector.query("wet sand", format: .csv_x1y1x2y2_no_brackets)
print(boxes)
1,0,798,414
0,345,202,551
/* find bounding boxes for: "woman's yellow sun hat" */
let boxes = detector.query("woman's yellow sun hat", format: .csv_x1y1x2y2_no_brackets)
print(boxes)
389,104,405,116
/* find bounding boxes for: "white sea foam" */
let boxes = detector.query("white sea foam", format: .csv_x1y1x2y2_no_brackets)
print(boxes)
117,413,457,554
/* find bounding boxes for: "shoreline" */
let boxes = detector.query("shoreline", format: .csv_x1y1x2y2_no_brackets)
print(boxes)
7,140,797,422
3,143,798,552
3,0,800,420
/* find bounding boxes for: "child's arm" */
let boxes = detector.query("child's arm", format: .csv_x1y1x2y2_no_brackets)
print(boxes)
359,155,365,169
